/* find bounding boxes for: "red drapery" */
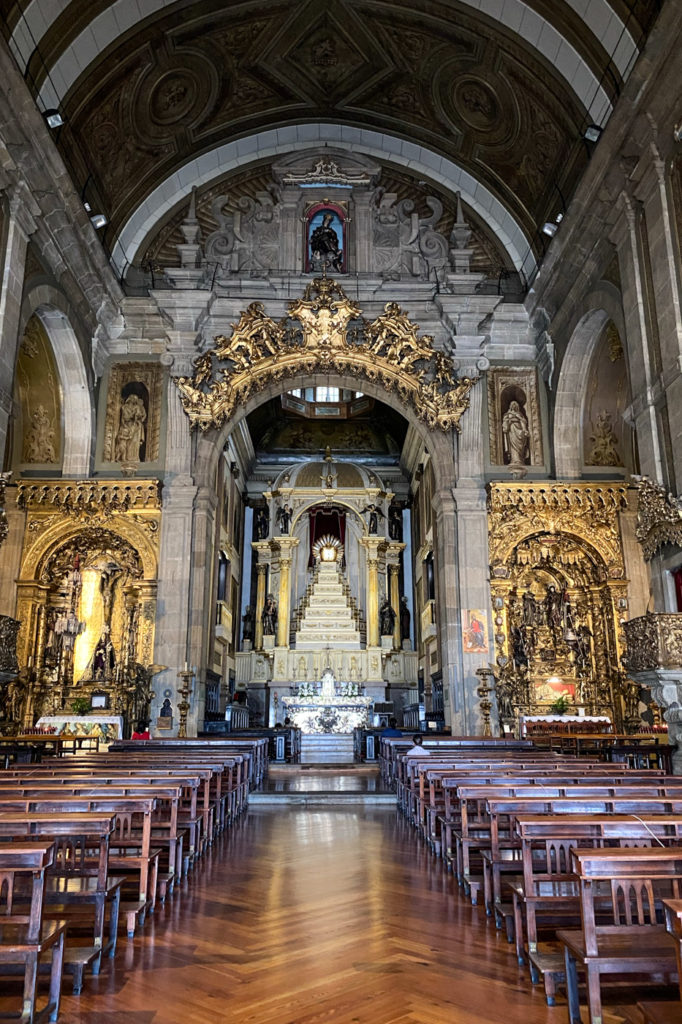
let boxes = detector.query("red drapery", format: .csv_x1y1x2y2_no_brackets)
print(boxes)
309,507,346,566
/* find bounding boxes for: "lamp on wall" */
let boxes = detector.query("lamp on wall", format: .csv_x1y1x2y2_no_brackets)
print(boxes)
42,108,64,128
583,124,603,143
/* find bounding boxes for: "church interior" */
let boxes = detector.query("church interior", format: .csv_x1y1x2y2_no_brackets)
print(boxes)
1,1,682,1022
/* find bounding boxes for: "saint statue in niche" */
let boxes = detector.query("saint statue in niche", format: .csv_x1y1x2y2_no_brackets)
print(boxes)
262,594,278,635
115,392,147,463
380,599,396,636
502,399,530,466
308,209,344,273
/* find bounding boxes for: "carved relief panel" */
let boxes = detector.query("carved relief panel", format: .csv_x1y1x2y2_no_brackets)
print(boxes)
487,367,543,468
102,362,163,467
582,323,634,472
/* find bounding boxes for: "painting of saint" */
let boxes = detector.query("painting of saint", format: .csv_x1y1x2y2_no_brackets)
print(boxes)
461,609,488,654
534,676,576,703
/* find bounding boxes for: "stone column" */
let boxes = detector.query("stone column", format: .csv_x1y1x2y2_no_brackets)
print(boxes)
609,193,665,482
432,487,465,729
152,477,196,735
186,485,219,733
276,537,299,648
389,564,401,651
634,147,682,487
0,185,38,456
360,538,381,647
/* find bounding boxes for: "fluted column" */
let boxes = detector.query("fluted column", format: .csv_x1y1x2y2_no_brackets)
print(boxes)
276,537,299,648
361,538,381,647
254,563,267,650
0,185,38,457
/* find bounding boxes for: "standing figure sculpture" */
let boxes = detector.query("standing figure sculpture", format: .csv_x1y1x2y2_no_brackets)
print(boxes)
361,503,384,535
310,212,343,273
115,393,146,463
388,506,402,541
380,598,396,636
399,596,411,644
262,595,278,636
276,504,292,535
255,507,269,540
242,606,254,644
502,400,530,466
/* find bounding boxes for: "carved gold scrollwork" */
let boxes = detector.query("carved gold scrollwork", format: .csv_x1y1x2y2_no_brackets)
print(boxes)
632,475,682,560
622,614,682,673
173,277,478,432
0,472,10,550
17,479,161,522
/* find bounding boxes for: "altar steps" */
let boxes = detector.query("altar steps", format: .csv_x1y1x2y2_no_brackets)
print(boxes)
250,766,396,806
300,733,355,764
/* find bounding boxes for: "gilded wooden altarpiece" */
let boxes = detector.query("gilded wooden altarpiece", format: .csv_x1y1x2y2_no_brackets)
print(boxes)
487,482,630,727
487,366,543,467
11,479,161,725
173,277,478,434
102,361,163,465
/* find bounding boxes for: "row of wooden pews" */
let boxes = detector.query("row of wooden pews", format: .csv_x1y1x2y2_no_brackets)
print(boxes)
383,737,682,1024
0,737,267,1023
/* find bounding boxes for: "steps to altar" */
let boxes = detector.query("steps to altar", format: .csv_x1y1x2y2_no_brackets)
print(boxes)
300,733,355,763
294,562,362,650
250,765,396,806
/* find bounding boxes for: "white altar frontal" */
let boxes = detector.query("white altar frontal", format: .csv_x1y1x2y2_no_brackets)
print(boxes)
282,669,372,734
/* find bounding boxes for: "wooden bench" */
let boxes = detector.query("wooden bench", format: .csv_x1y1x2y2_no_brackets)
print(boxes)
559,847,682,1024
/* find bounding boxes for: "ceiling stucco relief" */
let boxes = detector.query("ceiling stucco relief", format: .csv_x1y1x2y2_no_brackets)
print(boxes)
55,2,588,249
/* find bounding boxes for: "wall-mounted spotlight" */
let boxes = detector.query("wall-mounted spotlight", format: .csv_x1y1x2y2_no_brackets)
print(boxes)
42,108,64,128
541,222,558,237
584,124,602,143
90,213,107,229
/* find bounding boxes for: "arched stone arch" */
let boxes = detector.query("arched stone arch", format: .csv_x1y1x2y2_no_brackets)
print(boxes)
553,284,626,478
20,285,93,477
289,497,376,537
192,371,458,491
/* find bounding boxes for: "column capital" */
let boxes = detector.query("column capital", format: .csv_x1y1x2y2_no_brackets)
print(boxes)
7,182,39,237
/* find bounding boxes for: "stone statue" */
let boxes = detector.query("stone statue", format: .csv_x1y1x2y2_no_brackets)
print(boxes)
380,598,396,636
310,212,343,272
587,410,623,467
399,596,411,642
388,506,402,540
276,504,292,534
242,605,254,643
24,404,56,463
262,594,278,635
255,507,269,540
502,399,530,466
114,393,146,463
522,590,538,627
361,503,384,535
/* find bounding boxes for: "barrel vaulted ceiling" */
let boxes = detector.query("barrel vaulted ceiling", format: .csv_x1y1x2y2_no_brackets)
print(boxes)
0,0,662,281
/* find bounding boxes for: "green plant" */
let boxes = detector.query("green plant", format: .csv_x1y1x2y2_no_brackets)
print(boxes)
71,697,91,716
549,695,570,715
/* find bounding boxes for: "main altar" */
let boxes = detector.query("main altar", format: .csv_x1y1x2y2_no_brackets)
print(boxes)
282,668,372,734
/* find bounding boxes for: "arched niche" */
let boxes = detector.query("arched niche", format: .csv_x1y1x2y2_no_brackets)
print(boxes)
581,321,634,474
553,286,629,478
12,314,63,471
18,289,94,476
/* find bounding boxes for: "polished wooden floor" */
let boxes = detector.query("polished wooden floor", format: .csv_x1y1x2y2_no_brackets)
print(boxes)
1,788,660,1023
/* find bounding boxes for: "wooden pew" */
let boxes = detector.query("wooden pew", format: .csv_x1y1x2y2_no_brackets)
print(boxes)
0,842,66,1024
559,847,682,1024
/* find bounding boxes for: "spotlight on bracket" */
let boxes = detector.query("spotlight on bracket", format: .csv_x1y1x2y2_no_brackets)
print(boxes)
43,108,64,129
90,213,107,229
541,222,558,237
584,124,602,143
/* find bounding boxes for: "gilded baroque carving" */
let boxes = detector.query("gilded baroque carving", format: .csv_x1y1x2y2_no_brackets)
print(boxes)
622,614,682,673
632,475,682,560
0,615,20,677
17,479,160,521
102,362,163,465
23,404,57,463
173,278,478,433
0,472,10,550
487,368,543,467
487,482,630,725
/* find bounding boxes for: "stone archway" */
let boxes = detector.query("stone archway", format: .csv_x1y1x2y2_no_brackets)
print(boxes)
20,287,94,477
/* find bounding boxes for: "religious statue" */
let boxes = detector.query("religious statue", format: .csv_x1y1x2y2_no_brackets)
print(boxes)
159,698,173,718
494,674,515,722
380,598,396,636
310,211,343,272
276,504,292,534
100,565,122,627
5,673,27,723
388,506,402,541
24,404,56,463
510,625,529,670
242,605,254,643
522,590,538,627
544,585,564,630
262,594,278,635
114,393,147,463
92,628,116,681
255,507,269,540
587,410,623,467
400,596,411,642
502,399,530,466
361,503,384,535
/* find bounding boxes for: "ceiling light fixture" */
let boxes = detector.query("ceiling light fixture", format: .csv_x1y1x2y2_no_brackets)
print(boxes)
584,124,602,143
541,222,558,237
43,108,64,128
90,213,107,229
